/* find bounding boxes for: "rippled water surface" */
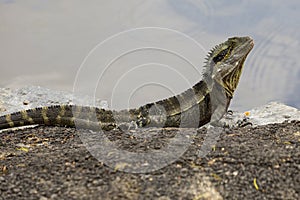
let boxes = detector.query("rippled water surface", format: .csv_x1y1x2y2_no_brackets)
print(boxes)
0,0,299,110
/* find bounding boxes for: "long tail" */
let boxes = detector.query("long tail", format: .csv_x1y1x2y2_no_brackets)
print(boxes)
0,105,118,131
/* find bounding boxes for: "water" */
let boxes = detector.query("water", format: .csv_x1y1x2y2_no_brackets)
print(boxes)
0,0,299,111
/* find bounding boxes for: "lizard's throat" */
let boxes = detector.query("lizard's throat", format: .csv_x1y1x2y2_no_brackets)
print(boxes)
223,63,244,98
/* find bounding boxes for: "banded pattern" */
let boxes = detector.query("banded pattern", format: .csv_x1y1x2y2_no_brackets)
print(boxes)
0,36,254,131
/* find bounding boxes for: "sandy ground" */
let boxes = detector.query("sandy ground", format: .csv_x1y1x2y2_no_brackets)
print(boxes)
0,121,299,200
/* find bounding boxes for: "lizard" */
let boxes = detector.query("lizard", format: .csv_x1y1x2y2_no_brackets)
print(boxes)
0,36,254,132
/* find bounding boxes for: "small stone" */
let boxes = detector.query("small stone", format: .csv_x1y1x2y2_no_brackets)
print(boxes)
23,100,30,105
29,189,38,194
50,194,58,199
180,168,189,177
232,171,238,176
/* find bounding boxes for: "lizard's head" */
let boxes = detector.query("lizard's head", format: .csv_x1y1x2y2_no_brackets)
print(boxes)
204,36,254,98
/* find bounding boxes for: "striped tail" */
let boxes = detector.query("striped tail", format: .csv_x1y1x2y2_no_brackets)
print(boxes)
0,105,118,131
0,105,73,130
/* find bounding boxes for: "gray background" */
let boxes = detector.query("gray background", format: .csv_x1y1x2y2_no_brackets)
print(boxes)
0,0,299,111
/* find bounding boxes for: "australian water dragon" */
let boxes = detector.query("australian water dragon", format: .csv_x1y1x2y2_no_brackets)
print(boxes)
0,36,254,131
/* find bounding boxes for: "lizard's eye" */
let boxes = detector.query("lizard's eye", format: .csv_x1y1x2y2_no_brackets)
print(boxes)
213,48,229,63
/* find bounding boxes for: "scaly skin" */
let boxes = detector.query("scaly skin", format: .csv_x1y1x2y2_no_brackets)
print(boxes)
0,36,254,131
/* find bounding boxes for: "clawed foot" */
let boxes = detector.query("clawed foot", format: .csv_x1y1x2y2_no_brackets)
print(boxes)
219,110,253,129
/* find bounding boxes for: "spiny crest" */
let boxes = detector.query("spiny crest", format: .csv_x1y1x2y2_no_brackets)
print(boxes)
202,41,228,79
204,45,218,63
204,42,230,63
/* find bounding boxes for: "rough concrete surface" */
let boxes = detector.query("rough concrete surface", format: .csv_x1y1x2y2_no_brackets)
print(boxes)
0,86,299,199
